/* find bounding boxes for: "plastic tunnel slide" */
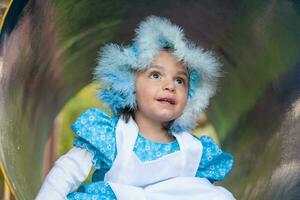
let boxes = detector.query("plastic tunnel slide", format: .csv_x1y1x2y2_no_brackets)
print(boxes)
1,0,300,199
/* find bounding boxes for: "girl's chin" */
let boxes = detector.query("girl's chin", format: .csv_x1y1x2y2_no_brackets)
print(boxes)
155,114,179,123
135,109,181,124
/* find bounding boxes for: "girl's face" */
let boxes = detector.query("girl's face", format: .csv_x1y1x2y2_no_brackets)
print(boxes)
135,50,189,124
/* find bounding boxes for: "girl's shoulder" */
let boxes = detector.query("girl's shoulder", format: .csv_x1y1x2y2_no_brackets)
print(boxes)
72,108,118,134
71,108,118,168
72,108,117,127
194,135,234,182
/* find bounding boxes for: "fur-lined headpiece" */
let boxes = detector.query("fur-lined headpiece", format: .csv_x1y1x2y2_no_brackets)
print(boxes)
94,16,221,133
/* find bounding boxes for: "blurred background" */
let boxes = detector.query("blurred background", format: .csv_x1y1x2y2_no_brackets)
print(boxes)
0,0,300,199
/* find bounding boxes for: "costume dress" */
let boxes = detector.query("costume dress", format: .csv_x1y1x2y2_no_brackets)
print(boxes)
65,108,234,200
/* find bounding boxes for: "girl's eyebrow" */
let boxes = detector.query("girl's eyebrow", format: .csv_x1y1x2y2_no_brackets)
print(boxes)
150,65,189,78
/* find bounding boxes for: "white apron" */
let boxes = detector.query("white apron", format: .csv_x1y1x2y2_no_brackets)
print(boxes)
104,117,236,200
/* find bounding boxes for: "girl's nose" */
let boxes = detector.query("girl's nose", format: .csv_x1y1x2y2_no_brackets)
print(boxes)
163,79,175,92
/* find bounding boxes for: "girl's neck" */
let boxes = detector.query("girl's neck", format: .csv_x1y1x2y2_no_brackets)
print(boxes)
134,111,175,143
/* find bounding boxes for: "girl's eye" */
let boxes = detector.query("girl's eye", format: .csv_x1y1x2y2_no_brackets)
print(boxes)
176,78,185,85
150,72,161,79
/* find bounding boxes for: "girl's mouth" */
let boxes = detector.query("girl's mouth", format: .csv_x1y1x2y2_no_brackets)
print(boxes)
157,98,176,105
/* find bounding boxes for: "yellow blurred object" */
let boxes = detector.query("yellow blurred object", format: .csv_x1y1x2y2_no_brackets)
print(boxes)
192,113,219,144
0,0,13,32
1,161,16,200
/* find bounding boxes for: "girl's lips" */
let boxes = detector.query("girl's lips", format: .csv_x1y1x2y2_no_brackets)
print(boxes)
156,97,176,105
157,100,175,108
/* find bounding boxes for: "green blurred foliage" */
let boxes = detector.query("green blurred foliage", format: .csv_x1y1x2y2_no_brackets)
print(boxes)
56,83,110,156
210,0,300,141
52,0,126,88
55,83,111,183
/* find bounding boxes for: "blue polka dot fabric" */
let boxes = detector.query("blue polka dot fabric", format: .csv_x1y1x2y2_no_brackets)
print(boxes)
67,181,116,200
71,109,118,169
67,108,234,199
196,136,234,182
133,133,180,161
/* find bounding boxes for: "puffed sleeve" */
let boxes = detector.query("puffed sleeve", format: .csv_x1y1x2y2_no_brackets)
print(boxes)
196,136,234,183
72,108,118,169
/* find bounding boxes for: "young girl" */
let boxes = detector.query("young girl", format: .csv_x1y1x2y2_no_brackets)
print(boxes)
36,16,235,200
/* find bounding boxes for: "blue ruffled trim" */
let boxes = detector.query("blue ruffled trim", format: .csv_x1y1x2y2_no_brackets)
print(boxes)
72,108,118,169
196,136,234,182
73,137,102,169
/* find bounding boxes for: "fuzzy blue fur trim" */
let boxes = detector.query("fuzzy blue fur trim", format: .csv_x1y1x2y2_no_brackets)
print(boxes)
94,16,221,133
